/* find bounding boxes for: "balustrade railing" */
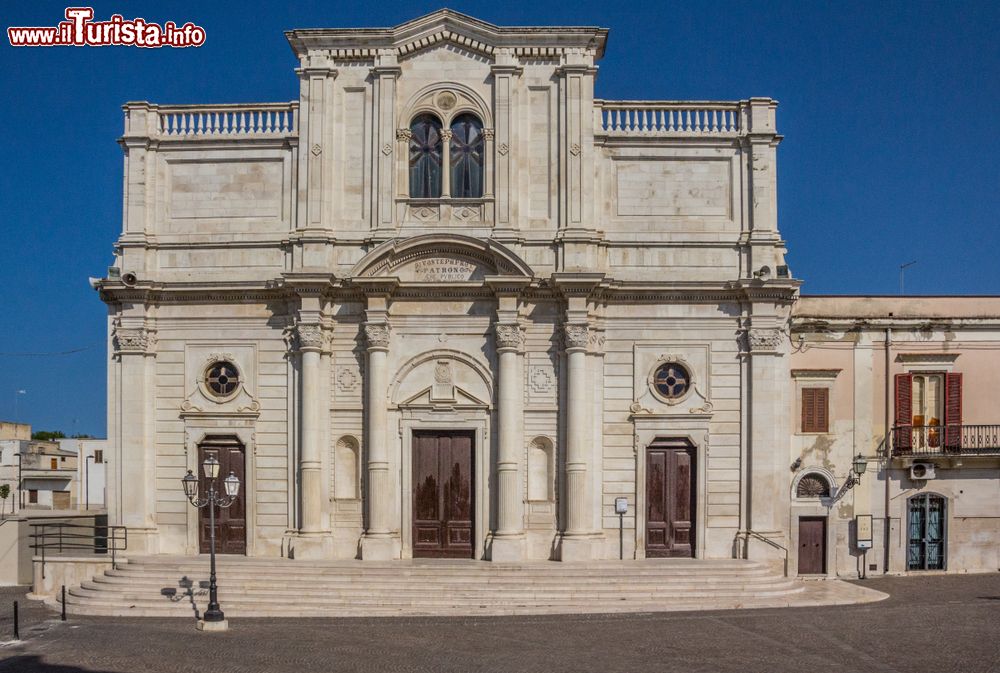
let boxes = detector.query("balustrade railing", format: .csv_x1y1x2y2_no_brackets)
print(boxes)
890,424,1000,456
595,100,743,136
155,103,297,139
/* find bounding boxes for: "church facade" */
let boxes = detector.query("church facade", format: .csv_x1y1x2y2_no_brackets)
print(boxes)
98,10,799,565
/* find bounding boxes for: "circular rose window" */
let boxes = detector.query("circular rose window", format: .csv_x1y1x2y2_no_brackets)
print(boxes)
652,362,691,400
205,361,240,398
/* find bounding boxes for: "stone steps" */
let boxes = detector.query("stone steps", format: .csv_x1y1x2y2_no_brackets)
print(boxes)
56,554,820,618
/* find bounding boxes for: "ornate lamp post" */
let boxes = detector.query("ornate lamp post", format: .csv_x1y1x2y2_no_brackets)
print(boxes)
182,456,240,631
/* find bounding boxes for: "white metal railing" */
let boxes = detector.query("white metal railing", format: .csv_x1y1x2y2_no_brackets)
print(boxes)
155,103,297,138
595,100,743,136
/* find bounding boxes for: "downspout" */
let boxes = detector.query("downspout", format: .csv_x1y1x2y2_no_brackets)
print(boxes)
883,325,892,573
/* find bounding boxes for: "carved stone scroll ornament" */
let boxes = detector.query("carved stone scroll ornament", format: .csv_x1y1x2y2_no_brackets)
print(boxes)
563,324,590,351
364,323,390,349
495,324,524,351
295,324,325,351
113,327,153,354
748,328,784,353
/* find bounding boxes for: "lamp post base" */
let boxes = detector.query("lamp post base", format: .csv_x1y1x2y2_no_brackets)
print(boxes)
196,618,229,632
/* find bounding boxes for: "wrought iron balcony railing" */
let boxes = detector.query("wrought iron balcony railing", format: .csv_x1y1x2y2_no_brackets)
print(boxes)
890,424,1000,457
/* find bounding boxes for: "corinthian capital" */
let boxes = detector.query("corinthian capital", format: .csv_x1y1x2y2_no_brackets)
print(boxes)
747,328,783,353
563,324,590,351
113,326,154,354
364,323,390,350
495,323,524,352
295,324,325,351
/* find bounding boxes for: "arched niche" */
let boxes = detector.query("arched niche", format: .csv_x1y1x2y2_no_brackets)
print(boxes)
527,436,554,502
334,435,360,500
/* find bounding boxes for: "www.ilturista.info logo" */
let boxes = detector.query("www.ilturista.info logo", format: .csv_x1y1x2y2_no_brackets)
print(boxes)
8,7,206,48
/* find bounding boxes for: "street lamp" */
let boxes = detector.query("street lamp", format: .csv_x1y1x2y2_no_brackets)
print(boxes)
85,454,95,511
181,457,240,631
837,454,868,498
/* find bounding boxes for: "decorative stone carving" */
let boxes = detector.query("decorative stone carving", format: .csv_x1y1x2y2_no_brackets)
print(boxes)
296,324,325,351
439,129,454,141
570,143,581,156
310,144,322,156
495,324,524,351
563,324,589,350
481,128,495,141
748,328,783,353
529,366,554,395
381,143,393,156
113,327,153,354
395,128,412,141
436,91,457,110
364,323,390,349
335,367,360,393
498,143,509,156
434,360,453,384
588,331,606,353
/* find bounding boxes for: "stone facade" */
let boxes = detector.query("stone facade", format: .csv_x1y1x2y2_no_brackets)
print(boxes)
96,10,799,566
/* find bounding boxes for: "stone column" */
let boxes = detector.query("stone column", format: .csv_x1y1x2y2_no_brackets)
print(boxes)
745,324,792,570
112,323,158,552
492,323,526,561
361,322,395,560
289,322,332,560
440,129,453,198
560,323,596,561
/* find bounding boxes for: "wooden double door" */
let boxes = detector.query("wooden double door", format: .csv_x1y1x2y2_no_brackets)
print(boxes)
797,517,827,574
645,440,696,558
198,437,246,555
412,431,474,558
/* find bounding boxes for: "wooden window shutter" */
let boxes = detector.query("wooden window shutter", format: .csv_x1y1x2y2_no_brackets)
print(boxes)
894,374,913,451
802,388,829,433
944,372,962,450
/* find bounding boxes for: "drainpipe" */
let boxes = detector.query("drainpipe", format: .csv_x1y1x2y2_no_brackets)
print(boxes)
883,325,892,573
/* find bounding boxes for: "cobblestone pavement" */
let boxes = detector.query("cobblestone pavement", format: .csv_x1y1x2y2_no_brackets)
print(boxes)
1,574,999,673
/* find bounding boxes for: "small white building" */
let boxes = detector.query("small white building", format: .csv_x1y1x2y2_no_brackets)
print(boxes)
57,438,108,511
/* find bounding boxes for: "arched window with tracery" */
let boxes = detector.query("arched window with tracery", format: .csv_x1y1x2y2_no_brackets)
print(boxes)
409,114,443,198
449,113,484,198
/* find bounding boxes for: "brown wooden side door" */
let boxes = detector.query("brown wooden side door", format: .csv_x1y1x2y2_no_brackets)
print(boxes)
412,431,474,558
645,441,696,558
797,517,826,574
198,437,246,555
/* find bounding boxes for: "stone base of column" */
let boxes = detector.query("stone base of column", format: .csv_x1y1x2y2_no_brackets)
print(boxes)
121,527,159,554
489,535,525,562
558,535,600,562
360,534,399,560
742,529,788,575
287,531,333,560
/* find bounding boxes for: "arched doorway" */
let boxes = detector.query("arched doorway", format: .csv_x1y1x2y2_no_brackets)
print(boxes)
197,435,246,555
907,493,946,570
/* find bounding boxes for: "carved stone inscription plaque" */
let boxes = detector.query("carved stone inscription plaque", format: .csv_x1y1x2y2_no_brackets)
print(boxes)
412,257,477,282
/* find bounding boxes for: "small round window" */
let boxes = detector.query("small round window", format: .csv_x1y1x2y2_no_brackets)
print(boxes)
652,363,690,400
205,361,240,398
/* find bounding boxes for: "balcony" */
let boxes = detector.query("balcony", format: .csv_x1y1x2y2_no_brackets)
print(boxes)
123,102,298,141
890,425,1000,457
594,99,763,138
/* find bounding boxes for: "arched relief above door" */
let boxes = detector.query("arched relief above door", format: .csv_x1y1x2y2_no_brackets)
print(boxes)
391,349,493,409
349,234,534,281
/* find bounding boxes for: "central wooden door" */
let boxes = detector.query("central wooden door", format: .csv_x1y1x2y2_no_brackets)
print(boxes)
412,431,474,558
645,439,696,558
198,436,246,555
797,517,826,574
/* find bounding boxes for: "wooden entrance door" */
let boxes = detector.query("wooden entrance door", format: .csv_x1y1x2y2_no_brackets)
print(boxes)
198,437,246,555
412,431,474,558
798,517,826,574
645,440,696,558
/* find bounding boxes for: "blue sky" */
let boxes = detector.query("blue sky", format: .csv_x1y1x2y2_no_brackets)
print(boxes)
1,1,998,435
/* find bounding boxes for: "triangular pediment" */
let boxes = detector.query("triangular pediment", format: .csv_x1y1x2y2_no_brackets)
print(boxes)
400,385,489,409
286,9,608,61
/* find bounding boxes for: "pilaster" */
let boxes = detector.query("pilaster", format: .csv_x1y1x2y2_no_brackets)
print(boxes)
491,52,522,233
371,54,401,232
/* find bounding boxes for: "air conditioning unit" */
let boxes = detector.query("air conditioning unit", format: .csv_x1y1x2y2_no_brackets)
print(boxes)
910,462,937,481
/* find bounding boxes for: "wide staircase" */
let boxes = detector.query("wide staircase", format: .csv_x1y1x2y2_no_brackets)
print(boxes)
54,555,886,618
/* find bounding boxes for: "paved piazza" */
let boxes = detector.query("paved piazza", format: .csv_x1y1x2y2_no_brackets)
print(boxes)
2,575,999,672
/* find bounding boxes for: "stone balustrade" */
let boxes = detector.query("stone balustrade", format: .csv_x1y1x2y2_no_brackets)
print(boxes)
595,100,743,137
154,103,298,139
